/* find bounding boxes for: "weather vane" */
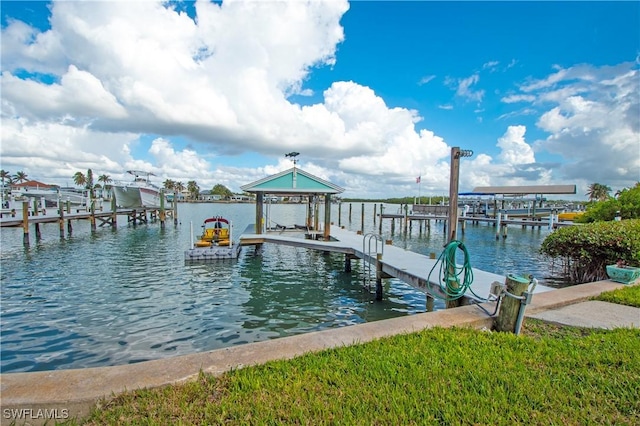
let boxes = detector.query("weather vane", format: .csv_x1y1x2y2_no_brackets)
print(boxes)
285,152,300,165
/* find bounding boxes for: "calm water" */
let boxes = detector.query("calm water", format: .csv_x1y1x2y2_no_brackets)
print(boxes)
0,202,558,373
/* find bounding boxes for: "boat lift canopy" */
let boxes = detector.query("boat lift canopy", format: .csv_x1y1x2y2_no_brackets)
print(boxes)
240,166,344,240
465,185,576,196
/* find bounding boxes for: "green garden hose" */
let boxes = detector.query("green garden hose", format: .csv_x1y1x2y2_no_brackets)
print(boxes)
427,240,480,301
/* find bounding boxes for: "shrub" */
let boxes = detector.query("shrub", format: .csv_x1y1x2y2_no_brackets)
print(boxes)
540,219,640,283
578,183,640,222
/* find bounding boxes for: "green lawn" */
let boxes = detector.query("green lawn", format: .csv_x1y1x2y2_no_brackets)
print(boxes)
595,282,640,307
72,315,639,425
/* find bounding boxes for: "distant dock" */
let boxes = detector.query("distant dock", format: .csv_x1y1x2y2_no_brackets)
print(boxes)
240,225,555,306
0,199,177,245
378,207,575,240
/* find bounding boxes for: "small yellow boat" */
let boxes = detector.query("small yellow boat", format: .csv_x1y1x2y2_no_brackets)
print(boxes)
557,212,584,222
185,216,240,261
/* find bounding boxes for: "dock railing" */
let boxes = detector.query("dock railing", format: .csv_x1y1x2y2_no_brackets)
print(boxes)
412,204,449,215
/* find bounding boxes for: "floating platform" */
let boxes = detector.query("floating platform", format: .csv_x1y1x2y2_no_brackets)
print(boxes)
184,243,241,261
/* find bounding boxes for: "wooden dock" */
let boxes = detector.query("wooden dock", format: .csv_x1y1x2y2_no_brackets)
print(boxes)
0,200,177,245
378,212,574,240
239,225,554,305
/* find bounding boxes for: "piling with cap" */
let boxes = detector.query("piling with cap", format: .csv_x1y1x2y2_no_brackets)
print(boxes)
495,274,531,333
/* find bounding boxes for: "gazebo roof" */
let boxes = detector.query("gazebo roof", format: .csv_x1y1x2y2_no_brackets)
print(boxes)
240,167,344,195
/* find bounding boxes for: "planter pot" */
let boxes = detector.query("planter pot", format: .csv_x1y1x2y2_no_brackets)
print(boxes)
606,265,640,285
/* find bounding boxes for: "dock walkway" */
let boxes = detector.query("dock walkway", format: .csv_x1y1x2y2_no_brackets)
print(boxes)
240,225,555,302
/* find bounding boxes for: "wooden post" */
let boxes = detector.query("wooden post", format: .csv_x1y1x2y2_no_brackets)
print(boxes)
173,191,178,225
495,212,502,240
373,203,377,224
447,147,460,243
255,192,264,234
67,218,73,234
111,196,117,227
446,147,472,308
323,195,331,240
66,200,71,214
159,190,166,229
495,274,531,333
338,202,342,227
59,205,65,238
404,204,409,234
22,201,30,246
90,199,96,231
344,254,351,272
378,204,383,234
360,203,365,234
444,245,460,309
426,295,435,312
349,203,352,222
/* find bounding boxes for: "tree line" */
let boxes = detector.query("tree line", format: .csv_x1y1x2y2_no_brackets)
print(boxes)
1,169,236,201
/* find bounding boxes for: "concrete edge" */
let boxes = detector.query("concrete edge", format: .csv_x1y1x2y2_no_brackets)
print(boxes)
0,280,628,425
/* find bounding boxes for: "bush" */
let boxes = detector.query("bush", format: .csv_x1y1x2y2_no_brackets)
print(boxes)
540,219,640,283
578,183,640,222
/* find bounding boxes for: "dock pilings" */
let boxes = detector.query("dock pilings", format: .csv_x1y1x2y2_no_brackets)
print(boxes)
21,201,29,246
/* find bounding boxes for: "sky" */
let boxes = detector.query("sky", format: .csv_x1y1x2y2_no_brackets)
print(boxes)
1,0,639,200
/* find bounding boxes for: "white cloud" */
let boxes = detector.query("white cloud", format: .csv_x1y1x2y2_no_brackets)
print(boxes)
482,60,499,71
497,125,535,165
454,74,484,102
418,75,436,85
1,2,637,199
501,94,536,104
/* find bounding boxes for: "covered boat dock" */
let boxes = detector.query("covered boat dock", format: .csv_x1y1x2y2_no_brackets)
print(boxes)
239,164,344,241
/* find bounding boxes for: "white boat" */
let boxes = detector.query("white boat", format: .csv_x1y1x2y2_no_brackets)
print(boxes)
185,217,241,261
12,187,89,207
112,171,162,208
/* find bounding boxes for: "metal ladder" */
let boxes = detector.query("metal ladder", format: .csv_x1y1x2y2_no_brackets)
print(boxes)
362,233,383,291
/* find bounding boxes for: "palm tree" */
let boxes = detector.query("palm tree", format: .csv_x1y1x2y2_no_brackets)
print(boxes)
98,174,112,189
97,174,112,199
73,171,86,188
0,169,10,187
0,169,10,205
163,179,175,191
187,180,200,201
14,171,28,183
86,169,95,198
586,183,611,202
174,181,185,202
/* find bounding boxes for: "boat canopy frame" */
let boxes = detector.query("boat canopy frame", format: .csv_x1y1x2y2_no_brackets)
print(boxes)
240,166,345,240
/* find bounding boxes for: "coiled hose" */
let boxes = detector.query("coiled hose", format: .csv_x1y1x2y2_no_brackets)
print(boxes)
427,240,481,301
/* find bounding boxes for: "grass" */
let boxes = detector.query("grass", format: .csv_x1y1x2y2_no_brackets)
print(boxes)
594,282,640,307
65,318,640,426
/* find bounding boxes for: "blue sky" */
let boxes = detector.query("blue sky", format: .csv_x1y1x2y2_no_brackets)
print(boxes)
1,0,639,199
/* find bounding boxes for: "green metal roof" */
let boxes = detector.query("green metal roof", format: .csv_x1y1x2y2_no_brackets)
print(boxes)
240,167,344,194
